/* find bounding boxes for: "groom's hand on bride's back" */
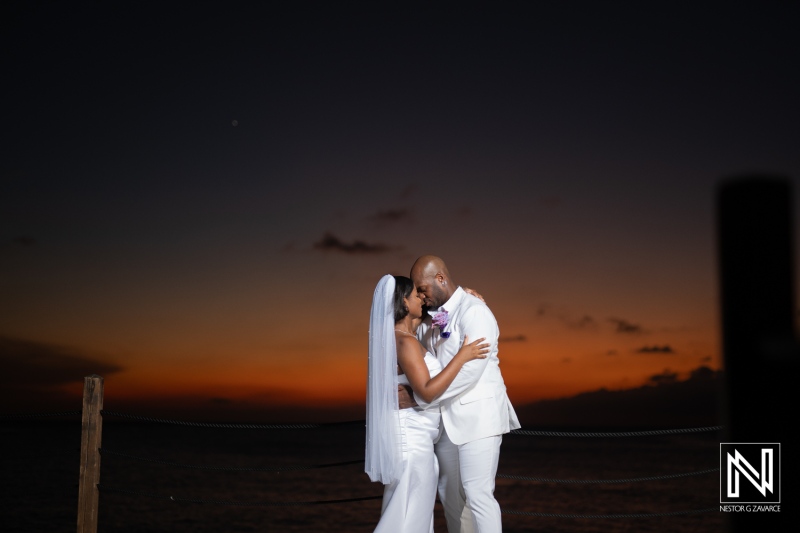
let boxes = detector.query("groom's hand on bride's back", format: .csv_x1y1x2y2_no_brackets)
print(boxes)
398,384,418,409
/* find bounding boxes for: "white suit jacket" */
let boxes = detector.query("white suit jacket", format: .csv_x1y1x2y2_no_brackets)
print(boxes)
414,286,521,445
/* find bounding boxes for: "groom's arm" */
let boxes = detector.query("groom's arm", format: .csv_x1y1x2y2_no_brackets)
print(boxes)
414,306,496,407
398,384,418,409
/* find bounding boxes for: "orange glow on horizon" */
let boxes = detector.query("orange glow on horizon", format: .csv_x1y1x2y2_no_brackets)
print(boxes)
67,329,721,412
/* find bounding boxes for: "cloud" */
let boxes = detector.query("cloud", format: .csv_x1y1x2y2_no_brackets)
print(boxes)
367,209,413,225
0,336,124,408
647,369,679,385
635,345,675,354
0,336,123,387
536,304,597,331
569,315,596,330
608,317,644,334
514,365,724,427
313,232,398,254
499,334,527,343
689,366,718,380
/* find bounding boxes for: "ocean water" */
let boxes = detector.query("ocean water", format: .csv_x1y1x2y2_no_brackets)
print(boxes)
1,420,726,532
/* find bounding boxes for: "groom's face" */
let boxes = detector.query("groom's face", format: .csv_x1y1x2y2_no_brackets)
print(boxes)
413,274,447,309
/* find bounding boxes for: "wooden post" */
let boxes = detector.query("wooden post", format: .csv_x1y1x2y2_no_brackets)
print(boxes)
77,375,104,533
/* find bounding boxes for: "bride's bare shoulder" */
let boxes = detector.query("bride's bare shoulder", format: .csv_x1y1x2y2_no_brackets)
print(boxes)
395,333,424,355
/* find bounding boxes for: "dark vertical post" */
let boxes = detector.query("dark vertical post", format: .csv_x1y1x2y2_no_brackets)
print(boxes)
717,176,796,530
77,375,103,533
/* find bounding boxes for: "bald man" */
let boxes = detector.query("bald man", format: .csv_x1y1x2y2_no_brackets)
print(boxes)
404,255,520,533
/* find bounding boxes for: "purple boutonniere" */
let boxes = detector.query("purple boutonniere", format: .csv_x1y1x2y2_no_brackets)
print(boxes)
432,309,451,338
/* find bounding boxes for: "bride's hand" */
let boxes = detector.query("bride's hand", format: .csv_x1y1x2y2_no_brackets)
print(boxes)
456,335,489,362
464,287,485,302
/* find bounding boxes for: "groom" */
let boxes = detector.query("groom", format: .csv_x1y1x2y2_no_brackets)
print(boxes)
400,255,520,533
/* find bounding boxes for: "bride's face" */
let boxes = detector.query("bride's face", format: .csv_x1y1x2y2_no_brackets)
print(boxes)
404,287,424,319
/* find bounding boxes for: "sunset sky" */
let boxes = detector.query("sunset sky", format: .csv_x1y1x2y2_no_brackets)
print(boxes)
2,2,798,420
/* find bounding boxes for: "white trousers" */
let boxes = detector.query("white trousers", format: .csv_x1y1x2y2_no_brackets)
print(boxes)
435,426,503,533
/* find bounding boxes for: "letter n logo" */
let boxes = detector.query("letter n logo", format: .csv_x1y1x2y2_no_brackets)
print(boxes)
720,443,780,504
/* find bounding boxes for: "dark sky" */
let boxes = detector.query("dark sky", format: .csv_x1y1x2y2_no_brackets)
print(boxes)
2,2,798,415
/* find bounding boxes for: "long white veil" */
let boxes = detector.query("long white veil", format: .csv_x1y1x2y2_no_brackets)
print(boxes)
365,274,402,484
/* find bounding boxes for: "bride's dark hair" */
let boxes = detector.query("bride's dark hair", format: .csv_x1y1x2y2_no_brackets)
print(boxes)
393,275,414,322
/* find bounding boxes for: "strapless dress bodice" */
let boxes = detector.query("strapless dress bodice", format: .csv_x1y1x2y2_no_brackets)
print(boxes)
398,352,442,386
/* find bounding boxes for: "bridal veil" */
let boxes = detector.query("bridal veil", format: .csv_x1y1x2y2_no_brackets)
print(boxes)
365,274,402,484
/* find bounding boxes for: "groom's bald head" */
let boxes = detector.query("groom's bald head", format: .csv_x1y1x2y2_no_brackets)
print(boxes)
410,255,456,308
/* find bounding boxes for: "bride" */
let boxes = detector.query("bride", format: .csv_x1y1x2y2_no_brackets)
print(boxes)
366,274,488,532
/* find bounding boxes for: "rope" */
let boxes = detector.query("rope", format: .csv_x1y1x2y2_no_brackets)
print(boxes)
498,467,719,484
502,507,719,518
100,411,723,437
1,409,724,438
97,485,716,517
0,410,82,419
100,410,363,429
510,426,723,437
100,449,362,472
97,484,382,506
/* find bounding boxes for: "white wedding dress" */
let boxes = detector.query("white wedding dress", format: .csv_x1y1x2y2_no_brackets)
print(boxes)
374,352,443,533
